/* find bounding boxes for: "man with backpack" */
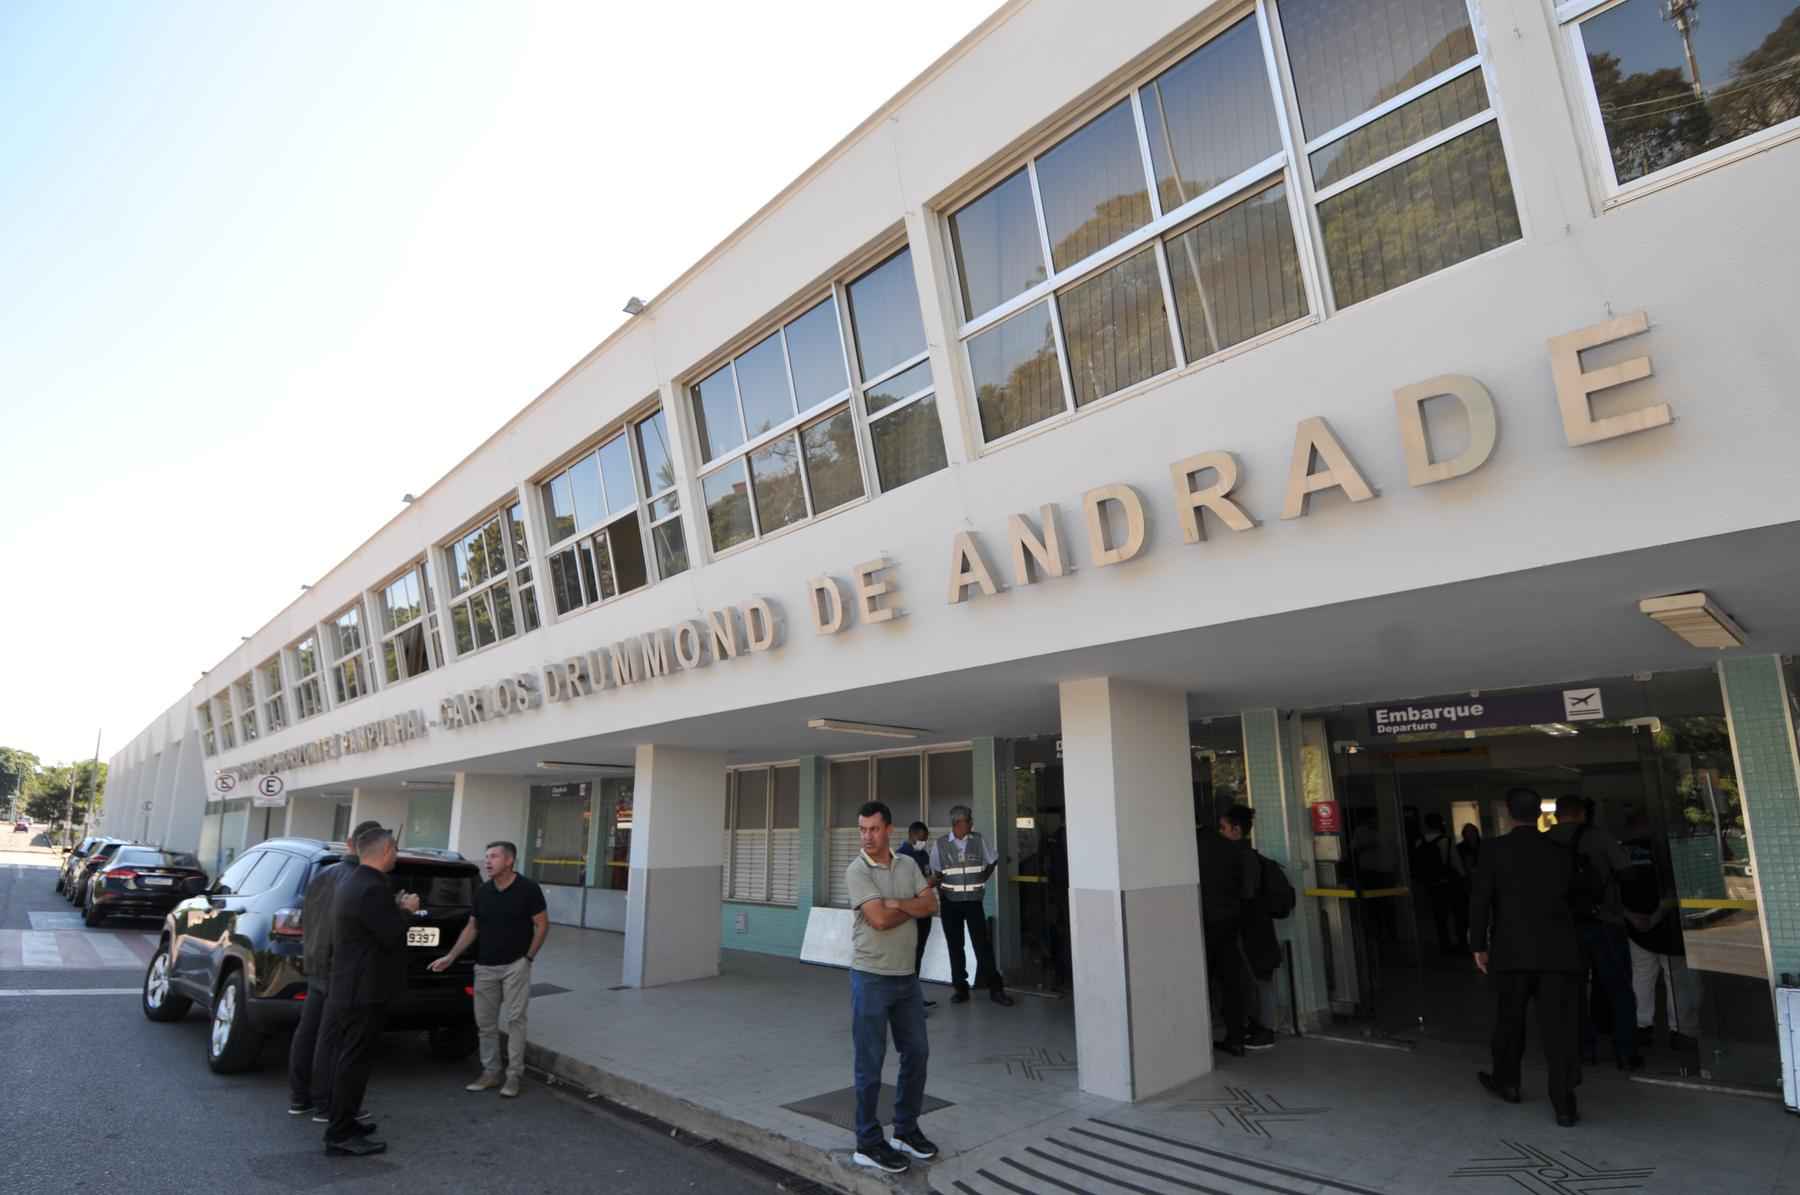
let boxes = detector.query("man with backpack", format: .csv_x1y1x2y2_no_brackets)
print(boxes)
1225,805,1295,1048
1549,796,1640,1071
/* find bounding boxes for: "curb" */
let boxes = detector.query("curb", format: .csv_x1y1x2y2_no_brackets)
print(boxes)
525,1040,936,1195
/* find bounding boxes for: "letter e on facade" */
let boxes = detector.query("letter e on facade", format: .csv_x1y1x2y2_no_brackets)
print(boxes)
1548,311,1668,447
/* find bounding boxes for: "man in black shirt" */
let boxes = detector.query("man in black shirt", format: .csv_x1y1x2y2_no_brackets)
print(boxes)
326,825,421,1156
430,840,548,1097
288,819,381,1119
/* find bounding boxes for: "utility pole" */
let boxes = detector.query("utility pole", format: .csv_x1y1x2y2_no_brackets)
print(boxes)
82,729,102,842
1664,0,1703,99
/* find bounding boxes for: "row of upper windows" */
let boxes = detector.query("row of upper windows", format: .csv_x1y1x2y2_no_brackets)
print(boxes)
198,0,1800,753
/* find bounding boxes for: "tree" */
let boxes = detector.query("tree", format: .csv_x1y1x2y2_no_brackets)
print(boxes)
23,760,107,827
0,747,40,815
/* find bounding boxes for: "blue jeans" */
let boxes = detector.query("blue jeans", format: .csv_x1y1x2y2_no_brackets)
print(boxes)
850,970,929,1149
1578,922,1638,1064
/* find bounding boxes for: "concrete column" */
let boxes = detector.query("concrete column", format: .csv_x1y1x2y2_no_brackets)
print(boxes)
1718,656,1800,990
350,788,409,833
1058,677,1209,1101
149,747,179,847
165,734,207,853
449,774,529,862
1241,709,1331,1031
623,744,726,988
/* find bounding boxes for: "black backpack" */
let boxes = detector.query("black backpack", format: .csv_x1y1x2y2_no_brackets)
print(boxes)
1566,824,1604,922
1259,853,1296,920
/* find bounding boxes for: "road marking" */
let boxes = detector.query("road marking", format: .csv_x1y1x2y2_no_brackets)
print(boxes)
87,934,145,969
21,931,60,967
29,911,85,931
0,988,139,997
0,930,157,970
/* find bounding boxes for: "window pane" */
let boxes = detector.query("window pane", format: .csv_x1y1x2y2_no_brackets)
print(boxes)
1034,99,1153,271
784,297,848,407
567,452,603,532
848,248,927,380
636,410,676,494
735,769,770,830
863,358,932,415
294,638,317,677
590,530,618,602
1165,182,1309,359
451,602,475,654
733,332,793,439
399,623,430,677
772,766,801,828
800,407,864,515
968,300,1067,440
927,749,974,823
470,591,497,648
492,581,517,639
692,366,745,462
525,784,591,887
1582,0,1800,186
702,460,754,552
577,540,599,606
542,475,577,544
608,513,650,595
747,432,807,534
382,641,401,685
1143,17,1283,213
872,394,949,491
519,585,541,632
506,502,530,566
1311,69,1489,190
950,168,1046,318
549,548,582,615
652,519,689,578
594,434,634,517
650,494,679,521
482,518,506,579
876,754,921,827
1317,122,1519,308
1279,0,1477,137
464,528,490,586
1058,245,1174,407
829,758,871,825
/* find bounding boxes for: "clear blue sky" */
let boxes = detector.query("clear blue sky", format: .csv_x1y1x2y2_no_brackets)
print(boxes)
0,0,988,767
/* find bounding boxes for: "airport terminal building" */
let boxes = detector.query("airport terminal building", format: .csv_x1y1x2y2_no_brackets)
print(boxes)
104,0,1800,1102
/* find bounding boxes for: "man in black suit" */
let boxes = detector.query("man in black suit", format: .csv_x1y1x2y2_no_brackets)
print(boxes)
1469,787,1583,1127
324,824,420,1156
288,819,382,1120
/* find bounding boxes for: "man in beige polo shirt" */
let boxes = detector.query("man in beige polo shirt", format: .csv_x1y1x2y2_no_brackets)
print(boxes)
845,800,939,1175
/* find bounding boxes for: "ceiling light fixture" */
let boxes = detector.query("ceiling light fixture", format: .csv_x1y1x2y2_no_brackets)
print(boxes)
400,779,454,789
807,718,924,740
622,296,647,316
536,761,634,773
1639,592,1745,649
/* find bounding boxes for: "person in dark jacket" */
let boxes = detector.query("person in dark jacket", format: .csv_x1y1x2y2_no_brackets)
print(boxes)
1198,811,1259,1055
288,820,381,1119
324,824,420,1156
1469,788,1584,1127
1225,805,1280,1049
896,822,938,1008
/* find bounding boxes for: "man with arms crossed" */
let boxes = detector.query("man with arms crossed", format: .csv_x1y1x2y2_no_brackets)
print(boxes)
846,801,939,1174
430,840,548,1098
325,825,421,1156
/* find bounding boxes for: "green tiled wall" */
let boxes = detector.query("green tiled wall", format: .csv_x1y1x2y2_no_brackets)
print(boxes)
1242,708,1330,1024
719,755,820,958
1720,656,1800,983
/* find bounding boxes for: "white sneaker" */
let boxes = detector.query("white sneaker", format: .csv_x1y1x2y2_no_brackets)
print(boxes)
465,1072,502,1092
500,1077,521,1098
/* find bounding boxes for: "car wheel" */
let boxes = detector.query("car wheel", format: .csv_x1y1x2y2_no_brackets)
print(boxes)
83,902,106,928
142,943,192,1023
54,876,63,894
427,1023,480,1061
206,969,263,1074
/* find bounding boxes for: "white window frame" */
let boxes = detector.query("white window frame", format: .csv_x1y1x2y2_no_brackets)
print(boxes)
721,762,803,907
1557,0,1800,206
375,561,438,687
258,655,289,735
839,246,949,498
233,675,259,744
634,405,690,582
501,498,542,637
213,691,237,753
538,422,662,618
821,743,976,908
290,634,326,721
326,602,373,707
196,701,217,756
441,506,534,658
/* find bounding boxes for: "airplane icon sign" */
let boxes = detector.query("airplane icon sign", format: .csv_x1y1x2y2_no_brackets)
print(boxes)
1562,688,1604,721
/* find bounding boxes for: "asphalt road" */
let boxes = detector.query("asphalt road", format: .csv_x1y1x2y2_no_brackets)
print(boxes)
0,843,801,1193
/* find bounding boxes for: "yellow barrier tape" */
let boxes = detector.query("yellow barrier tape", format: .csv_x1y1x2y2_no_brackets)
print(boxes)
1304,887,1411,899
1678,898,1757,910
1010,875,1047,884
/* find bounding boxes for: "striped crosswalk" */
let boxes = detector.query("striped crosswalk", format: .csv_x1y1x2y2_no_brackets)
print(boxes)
0,930,159,971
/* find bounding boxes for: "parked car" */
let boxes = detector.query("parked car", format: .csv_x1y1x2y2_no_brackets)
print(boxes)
69,840,133,907
83,846,208,927
12,819,27,832
57,836,121,896
141,837,480,1073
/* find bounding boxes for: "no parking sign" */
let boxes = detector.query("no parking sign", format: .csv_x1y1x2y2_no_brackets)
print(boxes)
250,774,287,808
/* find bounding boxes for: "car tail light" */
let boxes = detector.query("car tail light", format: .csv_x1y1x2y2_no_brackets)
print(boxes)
272,908,304,938
293,990,307,1000
463,986,474,996
108,869,139,882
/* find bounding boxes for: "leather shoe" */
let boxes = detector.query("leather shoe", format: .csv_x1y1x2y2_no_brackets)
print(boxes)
1215,1037,1246,1057
1556,1099,1580,1127
324,1135,387,1156
950,988,970,1004
990,991,1015,1007
1478,1072,1521,1104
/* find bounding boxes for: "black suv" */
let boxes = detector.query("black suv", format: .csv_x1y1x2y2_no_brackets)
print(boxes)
69,839,134,906
56,836,120,895
141,837,480,1073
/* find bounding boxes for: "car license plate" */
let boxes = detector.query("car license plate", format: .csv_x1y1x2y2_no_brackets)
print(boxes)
143,877,173,886
406,926,440,948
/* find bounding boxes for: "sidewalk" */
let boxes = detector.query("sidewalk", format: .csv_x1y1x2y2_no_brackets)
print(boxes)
525,927,1798,1194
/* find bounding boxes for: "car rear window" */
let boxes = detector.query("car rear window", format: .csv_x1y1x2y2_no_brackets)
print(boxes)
393,862,477,911
115,849,201,869
92,842,124,859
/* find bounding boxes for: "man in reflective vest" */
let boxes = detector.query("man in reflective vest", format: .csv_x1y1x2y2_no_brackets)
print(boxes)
928,804,1015,1006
